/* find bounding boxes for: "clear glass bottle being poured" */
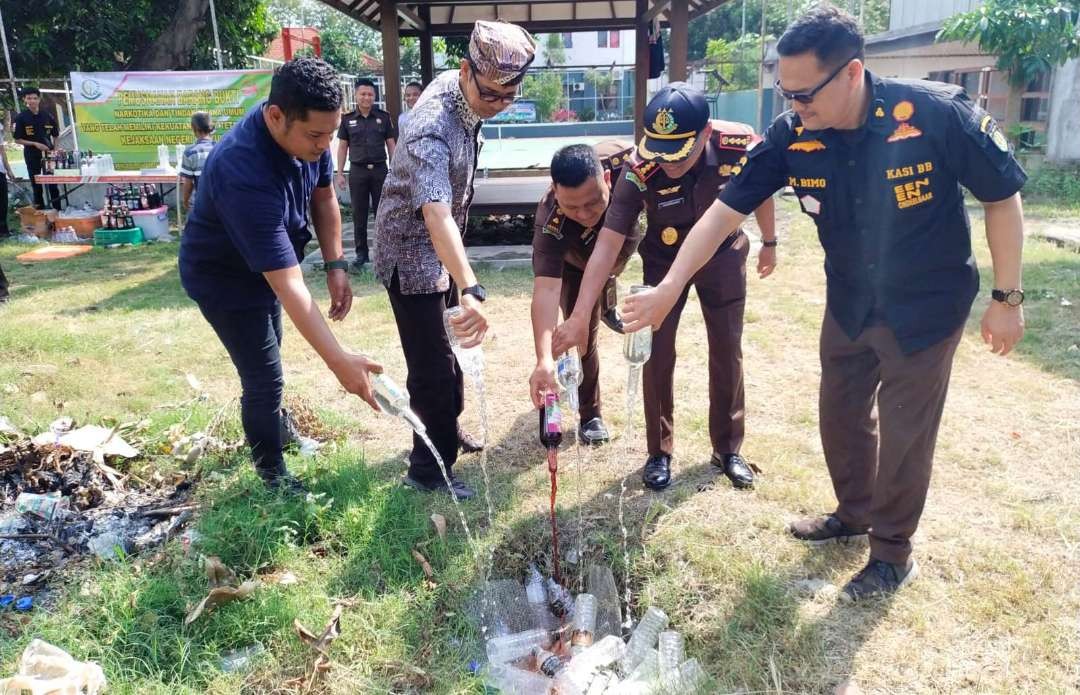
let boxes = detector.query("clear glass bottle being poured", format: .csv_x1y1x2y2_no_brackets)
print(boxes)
371,373,426,434
443,306,485,379
555,347,582,414
623,284,653,365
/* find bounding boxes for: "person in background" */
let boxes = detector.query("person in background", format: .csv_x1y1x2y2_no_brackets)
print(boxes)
335,78,397,272
374,20,536,499
398,81,424,134
623,5,1027,601
13,87,61,211
179,111,217,211
179,58,383,493
1,118,15,240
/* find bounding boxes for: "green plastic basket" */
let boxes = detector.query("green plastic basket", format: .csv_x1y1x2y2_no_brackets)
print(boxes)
93,226,144,247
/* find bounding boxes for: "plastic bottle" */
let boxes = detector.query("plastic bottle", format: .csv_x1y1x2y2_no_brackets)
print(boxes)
623,284,653,365
678,657,708,692
525,564,559,630
372,373,426,433
657,630,684,688
485,627,554,664
442,306,484,378
571,593,597,652
544,576,575,619
220,644,265,673
624,648,658,682
552,635,626,695
556,348,582,413
14,492,69,522
483,663,553,694
532,646,566,676
621,606,669,673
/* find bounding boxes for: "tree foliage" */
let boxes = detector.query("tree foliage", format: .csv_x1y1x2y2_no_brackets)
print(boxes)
4,0,274,77
703,33,768,92
523,71,565,120
938,0,1080,86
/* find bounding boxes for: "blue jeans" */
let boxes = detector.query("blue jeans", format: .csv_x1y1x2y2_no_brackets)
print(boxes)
199,303,287,478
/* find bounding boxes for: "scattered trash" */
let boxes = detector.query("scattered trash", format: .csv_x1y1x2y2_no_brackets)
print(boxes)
15,596,32,611
430,513,447,541
0,638,106,695
297,437,321,457
220,644,266,674
0,595,13,609
184,579,259,626
185,373,204,393
31,425,139,459
87,532,127,561
14,492,70,522
1061,297,1073,307
291,603,344,692
0,416,20,437
412,549,435,580
276,570,299,586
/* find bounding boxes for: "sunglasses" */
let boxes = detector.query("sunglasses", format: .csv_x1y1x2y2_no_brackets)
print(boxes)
467,59,522,104
774,53,859,105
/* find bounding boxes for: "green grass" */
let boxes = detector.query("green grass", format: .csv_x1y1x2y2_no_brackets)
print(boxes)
1,197,1078,693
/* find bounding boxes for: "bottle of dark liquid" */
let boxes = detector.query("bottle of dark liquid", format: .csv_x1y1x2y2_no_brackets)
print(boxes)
538,392,562,450
149,184,161,208
139,185,149,210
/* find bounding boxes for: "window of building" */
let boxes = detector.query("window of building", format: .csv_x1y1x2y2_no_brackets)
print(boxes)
598,31,607,48
597,31,620,49
561,33,573,48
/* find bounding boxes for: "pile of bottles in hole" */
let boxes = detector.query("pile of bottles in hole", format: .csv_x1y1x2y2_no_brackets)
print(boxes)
481,563,706,694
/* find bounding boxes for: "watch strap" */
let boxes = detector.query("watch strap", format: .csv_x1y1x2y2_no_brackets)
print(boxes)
324,259,349,272
762,239,778,248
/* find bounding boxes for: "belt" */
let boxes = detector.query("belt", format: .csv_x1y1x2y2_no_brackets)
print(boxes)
351,162,385,170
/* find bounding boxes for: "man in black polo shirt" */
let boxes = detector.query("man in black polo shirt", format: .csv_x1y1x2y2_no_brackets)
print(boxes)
180,58,383,492
624,6,1027,600
335,78,397,271
13,87,61,211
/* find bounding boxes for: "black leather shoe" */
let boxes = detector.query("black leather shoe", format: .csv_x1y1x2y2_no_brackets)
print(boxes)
458,427,484,453
403,474,476,500
642,454,672,490
712,453,754,489
578,417,610,446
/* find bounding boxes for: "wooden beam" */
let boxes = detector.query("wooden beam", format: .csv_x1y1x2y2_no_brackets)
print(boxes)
635,0,649,143
396,4,426,30
380,0,403,123
400,17,640,37
419,5,435,83
609,0,617,18
644,0,672,22
688,0,732,19
669,0,688,81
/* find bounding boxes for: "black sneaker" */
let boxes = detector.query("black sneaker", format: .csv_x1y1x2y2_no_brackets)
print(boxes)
642,454,672,491
263,473,308,495
787,514,868,547
841,557,919,602
578,417,610,446
403,474,476,500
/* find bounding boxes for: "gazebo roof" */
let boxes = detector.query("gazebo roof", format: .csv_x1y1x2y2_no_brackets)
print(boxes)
316,0,729,36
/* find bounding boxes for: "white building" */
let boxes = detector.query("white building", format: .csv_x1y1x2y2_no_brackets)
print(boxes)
533,30,637,67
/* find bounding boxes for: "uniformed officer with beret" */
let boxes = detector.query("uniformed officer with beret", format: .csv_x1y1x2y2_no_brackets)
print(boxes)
553,83,777,492
529,140,641,445
624,6,1027,601
335,78,397,271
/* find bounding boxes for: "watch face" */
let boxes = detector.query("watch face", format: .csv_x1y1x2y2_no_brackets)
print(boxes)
1006,290,1024,307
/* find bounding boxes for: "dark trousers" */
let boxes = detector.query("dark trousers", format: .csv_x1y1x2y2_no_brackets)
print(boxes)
0,174,10,236
25,154,61,211
386,270,464,485
819,310,963,565
560,267,622,424
349,163,386,261
0,262,8,300
642,232,749,457
199,303,290,477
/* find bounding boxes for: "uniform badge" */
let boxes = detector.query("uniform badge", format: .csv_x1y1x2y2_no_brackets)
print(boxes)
718,164,733,177
349,120,357,126
376,118,382,124
543,209,565,240
661,227,679,245
992,129,1009,152
653,108,678,135
625,169,647,192
794,126,805,136
788,140,826,153
875,106,885,118
799,195,822,216
887,100,923,143
658,185,681,196
979,113,1010,152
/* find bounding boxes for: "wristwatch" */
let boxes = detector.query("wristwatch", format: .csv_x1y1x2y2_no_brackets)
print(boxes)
462,283,487,303
762,239,778,248
991,288,1024,307
324,259,349,272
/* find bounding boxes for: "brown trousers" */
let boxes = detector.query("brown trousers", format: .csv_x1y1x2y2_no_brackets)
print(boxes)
560,268,625,424
819,310,963,565
642,232,749,457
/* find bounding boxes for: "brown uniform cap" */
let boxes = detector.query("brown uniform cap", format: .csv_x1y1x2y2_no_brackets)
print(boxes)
469,20,537,85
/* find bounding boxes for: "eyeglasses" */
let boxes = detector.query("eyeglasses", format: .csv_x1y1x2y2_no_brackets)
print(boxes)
467,60,521,104
774,53,860,105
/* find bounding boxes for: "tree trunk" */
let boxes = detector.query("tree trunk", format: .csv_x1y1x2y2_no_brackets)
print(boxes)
131,0,211,70
1047,59,1080,162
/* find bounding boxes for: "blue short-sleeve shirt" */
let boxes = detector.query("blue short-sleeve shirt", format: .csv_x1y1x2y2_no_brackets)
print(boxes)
179,104,333,310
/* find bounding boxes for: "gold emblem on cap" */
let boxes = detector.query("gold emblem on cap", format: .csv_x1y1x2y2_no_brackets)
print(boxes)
661,227,679,245
653,108,678,136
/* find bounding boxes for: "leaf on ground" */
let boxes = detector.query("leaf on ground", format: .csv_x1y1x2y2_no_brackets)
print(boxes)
430,513,446,541
412,549,435,579
204,556,237,588
293,603,344,693
183,580,259,626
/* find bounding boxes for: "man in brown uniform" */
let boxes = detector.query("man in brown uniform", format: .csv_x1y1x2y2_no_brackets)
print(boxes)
529,141,641,444
553,83,777,491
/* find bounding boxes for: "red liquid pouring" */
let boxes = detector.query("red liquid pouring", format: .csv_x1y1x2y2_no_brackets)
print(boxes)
539,393,563,584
